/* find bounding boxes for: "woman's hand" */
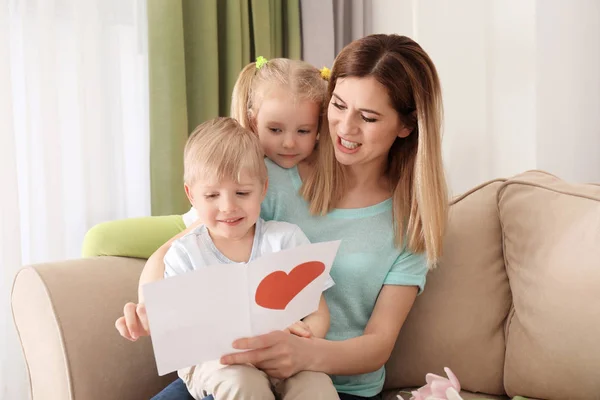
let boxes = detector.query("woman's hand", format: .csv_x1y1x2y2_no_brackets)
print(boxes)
220,330,315,379
115,302,150,341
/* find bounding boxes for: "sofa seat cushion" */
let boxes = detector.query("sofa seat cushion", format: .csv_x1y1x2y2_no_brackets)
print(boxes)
499,171,600,400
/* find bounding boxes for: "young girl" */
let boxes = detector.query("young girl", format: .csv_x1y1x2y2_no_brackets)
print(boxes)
182,57,329,226
232,56,328,169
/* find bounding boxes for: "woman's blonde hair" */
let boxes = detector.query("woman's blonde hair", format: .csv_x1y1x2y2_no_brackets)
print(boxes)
184,117,267,186
301,34,449,267
230,58,328,132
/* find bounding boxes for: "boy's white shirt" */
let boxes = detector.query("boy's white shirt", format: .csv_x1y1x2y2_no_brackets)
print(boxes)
160,211,335,373
165,214,335,291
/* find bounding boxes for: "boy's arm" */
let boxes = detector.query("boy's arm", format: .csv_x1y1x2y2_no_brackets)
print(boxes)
301,294,330,338
116,219,201,341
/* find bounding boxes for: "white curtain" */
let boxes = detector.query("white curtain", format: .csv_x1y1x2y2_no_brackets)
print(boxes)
0,0,150,398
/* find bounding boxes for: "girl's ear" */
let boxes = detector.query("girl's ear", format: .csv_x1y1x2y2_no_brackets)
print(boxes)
184,183,194,205
261,178,269,199
248,111,258,133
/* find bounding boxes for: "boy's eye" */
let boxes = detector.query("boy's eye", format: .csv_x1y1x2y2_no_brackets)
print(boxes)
332,102,346,110
361,115,377,123
268,127,282,133
204,194,218,199
236,191,250,196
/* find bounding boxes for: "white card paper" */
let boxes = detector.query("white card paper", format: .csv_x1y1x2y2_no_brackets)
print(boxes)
143,240,340,376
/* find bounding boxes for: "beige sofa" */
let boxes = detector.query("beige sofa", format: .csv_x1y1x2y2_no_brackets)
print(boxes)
12,171,600,400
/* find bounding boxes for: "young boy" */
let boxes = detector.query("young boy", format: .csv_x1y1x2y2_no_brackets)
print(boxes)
165,117,334,400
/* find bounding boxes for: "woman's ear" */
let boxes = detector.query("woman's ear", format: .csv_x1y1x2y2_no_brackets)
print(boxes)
398,111,417,138
397,126,413,138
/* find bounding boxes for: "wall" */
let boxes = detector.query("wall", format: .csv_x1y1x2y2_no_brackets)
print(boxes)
371,0,600,194
536,0,600,183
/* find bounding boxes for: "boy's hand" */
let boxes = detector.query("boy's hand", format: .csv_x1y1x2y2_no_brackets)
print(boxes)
115,302,150,341
284,321,313,338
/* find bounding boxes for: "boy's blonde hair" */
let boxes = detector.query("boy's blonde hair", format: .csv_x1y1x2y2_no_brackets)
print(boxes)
184,117,267,186
230,58,328,132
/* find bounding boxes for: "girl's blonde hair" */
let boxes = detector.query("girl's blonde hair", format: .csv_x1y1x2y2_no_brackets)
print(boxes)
301,34,449,267
230,58,328,132
184,117,267,186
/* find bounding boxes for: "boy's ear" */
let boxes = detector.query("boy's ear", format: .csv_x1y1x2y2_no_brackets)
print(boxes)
184,183,194,205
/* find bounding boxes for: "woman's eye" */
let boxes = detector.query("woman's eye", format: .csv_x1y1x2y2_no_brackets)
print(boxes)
361,115,377,123
332,102,346,110
268,127,282,133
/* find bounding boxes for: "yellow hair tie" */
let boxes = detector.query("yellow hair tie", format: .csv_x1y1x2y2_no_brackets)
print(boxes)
256,56,268,70
320,66,331,81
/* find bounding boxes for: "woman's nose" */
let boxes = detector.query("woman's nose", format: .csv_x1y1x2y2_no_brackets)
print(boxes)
338,113,358,136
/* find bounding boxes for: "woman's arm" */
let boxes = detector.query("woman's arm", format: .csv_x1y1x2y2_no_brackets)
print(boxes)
221,284,417,378
308,285,416,374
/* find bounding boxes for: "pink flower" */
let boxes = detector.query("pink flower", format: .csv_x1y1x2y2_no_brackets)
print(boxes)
408,367,463,400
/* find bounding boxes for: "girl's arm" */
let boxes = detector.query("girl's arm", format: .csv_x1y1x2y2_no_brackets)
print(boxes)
221,284,417,378
301,294,330,339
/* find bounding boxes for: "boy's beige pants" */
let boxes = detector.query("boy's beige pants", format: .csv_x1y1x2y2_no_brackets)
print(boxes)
178,360,339,400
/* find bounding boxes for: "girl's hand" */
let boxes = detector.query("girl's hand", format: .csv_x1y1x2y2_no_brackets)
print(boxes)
115,302,150,341
284,320,313,338
220,331,315,379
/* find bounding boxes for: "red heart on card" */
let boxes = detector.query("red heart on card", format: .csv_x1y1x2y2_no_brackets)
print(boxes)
255,261,325,310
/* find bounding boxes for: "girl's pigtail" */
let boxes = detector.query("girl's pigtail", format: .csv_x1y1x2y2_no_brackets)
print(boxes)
230,62,258,129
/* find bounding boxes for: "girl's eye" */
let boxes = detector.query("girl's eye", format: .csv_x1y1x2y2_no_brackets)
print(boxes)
361,115,377,123
298,129,311,135
236,192,250,197
269,127,282,133
332,102,346,110
204,194,218,199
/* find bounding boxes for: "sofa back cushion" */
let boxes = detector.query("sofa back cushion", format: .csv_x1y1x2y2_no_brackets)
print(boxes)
385,180,511,395
499,171,600,400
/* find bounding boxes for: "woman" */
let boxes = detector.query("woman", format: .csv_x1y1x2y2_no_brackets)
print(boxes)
112,33,448,400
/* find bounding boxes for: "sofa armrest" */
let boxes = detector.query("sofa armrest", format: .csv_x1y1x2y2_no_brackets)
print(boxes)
11,256,176,400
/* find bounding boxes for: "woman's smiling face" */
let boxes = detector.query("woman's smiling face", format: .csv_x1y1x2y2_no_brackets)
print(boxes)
327,76,411,169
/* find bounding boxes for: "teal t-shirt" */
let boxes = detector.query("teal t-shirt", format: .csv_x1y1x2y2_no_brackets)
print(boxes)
260,159,428,397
